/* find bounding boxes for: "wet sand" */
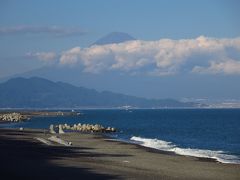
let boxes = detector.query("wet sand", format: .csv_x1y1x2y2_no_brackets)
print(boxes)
0,128,239,180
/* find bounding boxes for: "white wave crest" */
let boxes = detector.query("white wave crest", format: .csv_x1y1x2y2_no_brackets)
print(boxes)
130,136,240,164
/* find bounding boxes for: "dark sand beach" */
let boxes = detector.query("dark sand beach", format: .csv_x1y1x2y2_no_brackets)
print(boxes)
0,128,239,180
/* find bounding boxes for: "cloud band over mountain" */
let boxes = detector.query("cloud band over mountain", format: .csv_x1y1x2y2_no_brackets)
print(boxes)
31,36,240,75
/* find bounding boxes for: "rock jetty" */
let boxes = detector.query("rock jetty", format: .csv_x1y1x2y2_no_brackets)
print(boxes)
0,113,28,122
50,123,117,133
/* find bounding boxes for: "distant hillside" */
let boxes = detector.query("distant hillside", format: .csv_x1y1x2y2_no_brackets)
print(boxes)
92,32,135,46
0,77,201,108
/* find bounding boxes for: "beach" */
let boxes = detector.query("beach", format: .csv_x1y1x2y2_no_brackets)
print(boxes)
0,128,239,180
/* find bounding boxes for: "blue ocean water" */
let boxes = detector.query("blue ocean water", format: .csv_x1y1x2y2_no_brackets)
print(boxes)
1,109,240,164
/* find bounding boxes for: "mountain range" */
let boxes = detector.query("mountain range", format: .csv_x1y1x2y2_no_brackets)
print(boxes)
0,77,201,108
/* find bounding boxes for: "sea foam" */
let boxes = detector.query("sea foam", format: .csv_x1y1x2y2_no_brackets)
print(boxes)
130,136,240,164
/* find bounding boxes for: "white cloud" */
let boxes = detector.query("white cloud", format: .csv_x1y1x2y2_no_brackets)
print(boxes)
192,59,240,75
26,52,57,61
58,36,240,75
60,47,81,65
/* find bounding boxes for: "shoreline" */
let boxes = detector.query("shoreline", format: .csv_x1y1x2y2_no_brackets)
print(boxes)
103,135,240,165
1,125,239,165
0,128,239,179
106,137,219,163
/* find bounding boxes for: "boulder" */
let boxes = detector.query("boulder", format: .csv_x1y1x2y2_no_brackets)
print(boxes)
52,122,117,133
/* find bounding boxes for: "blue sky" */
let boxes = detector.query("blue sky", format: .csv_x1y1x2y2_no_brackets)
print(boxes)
1,0,239,47
0,0,240,100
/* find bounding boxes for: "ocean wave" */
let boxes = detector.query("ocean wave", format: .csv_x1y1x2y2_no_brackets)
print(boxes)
130,136,240,164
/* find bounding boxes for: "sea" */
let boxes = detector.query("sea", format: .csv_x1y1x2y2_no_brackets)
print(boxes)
1,108,240,164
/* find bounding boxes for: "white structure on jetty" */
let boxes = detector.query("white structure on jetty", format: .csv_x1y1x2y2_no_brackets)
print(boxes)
49,124,56,134
58,124,65,134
